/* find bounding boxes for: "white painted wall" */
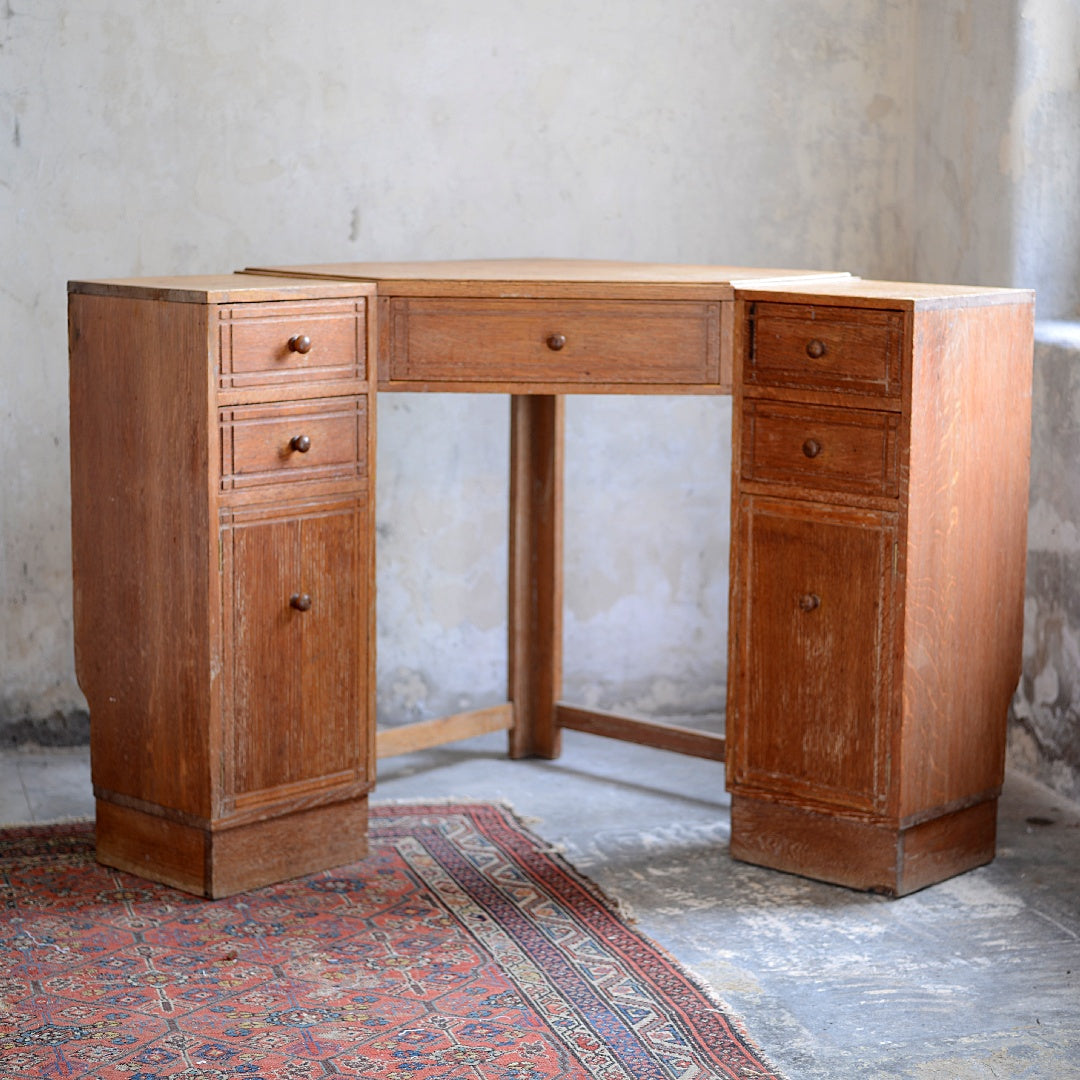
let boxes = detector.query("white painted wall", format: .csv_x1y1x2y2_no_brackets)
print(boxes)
3,2,1075,768
1,0,918,731
914,0,1080,319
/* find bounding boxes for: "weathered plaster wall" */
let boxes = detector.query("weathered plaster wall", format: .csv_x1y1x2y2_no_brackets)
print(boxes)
914,0,1079,320
912,1,1020,293
1012,323,1080,804
1006,3,1080,804
3,1,1079,803
0,0,917,734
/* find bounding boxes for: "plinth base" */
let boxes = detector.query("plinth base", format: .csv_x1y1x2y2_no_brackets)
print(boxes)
730,794,997,896
95,796,369,898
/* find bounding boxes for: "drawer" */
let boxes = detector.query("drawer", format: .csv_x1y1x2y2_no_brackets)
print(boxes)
220,397,367,490
741,400,900,498
385,298,722,385
747,302,902,399
217,298,366,389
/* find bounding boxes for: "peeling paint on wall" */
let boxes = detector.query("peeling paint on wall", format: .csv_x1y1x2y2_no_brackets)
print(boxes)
1010,323,1080,803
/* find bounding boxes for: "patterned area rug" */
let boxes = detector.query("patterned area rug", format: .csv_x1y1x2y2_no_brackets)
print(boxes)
1,802,781,1079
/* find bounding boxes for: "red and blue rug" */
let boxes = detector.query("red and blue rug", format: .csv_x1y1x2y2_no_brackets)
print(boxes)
1,802,781,1079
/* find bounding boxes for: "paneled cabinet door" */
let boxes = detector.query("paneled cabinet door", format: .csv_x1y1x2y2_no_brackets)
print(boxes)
220,495,368,813
729,495,897,814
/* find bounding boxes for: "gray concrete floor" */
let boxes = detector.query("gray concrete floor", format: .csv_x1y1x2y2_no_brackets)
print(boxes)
3,732,1079,1079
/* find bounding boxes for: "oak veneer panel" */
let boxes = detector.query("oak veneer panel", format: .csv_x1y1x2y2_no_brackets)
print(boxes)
729,795,996,896
217,298,367,390
70,293,217,819
219,397,367,490
209,797,369,899
899,299,1034,820
730,796,902,892
896,799,997,894
386,298,722,386
730,496,895,814
741,399,900,498
95,800,212,896
747,303,903,399
95,795,369,899
221,496,368,806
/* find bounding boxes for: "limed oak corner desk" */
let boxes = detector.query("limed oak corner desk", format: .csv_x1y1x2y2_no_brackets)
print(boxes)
68,259,1034,899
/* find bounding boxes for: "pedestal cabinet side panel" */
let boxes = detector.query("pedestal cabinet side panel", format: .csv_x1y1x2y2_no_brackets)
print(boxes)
729,495,896,813
900,299,1035,818
69,293,215,816
220,495,369,811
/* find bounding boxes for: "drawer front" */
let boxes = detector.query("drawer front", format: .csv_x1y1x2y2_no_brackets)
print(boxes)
220,397,366,490
218,298,366,389
386,298,722,385
747,302,902,398
742,400,900,498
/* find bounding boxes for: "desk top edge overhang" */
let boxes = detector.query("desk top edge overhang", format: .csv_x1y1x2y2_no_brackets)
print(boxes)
241,259,1032,308
69,259,1033,311
66,274,374,306
244,258,849,287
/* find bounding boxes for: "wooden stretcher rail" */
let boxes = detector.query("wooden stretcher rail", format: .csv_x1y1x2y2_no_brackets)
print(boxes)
554,703,727,761
376,702,515,759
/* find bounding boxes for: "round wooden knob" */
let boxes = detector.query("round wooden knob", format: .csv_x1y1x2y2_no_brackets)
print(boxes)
288,334,313,354
806,339,826,359
802,438,822,459
546,333,567,351
290,434,312,453
290,593,312,612
798,593,821,612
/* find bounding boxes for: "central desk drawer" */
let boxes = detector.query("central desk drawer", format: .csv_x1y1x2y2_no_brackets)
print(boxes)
741,400,900,498
385,298,722,385
220,397,367,490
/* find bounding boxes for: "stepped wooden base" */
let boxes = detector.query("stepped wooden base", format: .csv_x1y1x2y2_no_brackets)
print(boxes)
730,795,997,897
95,797,369,899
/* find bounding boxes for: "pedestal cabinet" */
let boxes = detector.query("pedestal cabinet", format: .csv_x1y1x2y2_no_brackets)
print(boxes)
69,275,377,898
727,280,1034,895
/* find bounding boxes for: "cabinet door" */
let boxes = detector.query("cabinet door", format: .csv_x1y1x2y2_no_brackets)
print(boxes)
728,495,896,814
220,495,369,812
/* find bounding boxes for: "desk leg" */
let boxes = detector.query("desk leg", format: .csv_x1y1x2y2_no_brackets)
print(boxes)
508,394,563,759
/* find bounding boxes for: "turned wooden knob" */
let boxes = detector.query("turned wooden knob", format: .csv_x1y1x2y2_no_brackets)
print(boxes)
806,338,826,359
798,593,821,612
288,334,313,354
802,438,822,459
290,434,312,453
546,333,567,351
290,593,312,612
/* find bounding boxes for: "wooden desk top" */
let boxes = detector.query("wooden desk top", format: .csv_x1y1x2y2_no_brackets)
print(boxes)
243,258,853,300
244,257,847,285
